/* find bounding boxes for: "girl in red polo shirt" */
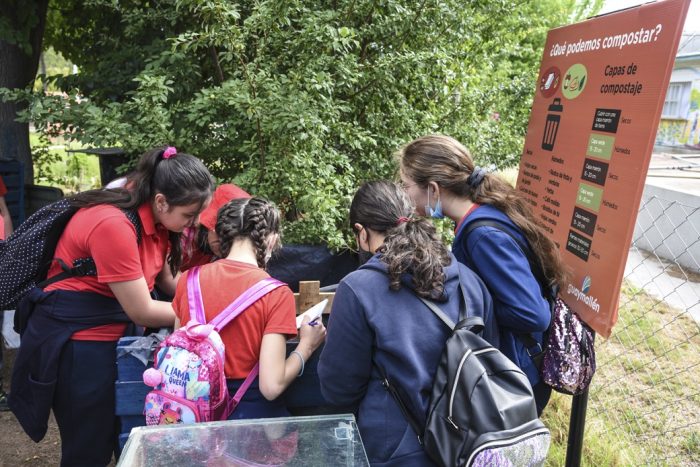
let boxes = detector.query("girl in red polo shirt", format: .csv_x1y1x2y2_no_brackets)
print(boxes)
172,197,326,420
180,183,251,271
9,147,214,467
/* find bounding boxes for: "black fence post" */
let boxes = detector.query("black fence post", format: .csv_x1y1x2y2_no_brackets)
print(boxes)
565,387,590,466
565,330,595,466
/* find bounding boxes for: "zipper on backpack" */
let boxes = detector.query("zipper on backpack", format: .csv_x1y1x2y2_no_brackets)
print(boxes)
448,348,497,428
446,416,459,431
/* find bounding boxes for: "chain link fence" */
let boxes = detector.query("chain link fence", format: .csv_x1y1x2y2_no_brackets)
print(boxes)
586,188,700,466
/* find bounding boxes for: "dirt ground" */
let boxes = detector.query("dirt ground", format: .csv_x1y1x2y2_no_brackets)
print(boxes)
0,348,62,466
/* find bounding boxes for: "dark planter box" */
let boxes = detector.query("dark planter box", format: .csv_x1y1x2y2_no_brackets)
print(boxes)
267,244,358,292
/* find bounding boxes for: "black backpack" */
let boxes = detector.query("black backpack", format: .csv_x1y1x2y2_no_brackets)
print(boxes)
378,285,550,467
0,199,141,328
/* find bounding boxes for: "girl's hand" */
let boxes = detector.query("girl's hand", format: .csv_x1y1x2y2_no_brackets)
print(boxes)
298,315,327,355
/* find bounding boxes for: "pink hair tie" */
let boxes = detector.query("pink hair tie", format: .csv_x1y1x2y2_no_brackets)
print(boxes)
162,146,177,159
396,216,410,226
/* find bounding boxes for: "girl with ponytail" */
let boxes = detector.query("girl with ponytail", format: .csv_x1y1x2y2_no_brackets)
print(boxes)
318,181,497,466
397,134,568,414
172,197,326,419
10,146,214,466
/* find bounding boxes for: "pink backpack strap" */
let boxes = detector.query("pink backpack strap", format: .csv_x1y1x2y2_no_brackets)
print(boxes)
186,266,207,324
228,362,260,414
208,278,285,331
213,277,284,417
187,272,285,417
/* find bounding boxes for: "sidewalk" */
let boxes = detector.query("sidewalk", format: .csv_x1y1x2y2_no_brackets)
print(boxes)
625,148,700,324
625,248,700,323
647,149,700,196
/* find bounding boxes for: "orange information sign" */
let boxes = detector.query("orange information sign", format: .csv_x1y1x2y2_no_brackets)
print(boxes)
518,0,690,338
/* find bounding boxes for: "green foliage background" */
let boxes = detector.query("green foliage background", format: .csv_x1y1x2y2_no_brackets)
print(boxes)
3,0,601,249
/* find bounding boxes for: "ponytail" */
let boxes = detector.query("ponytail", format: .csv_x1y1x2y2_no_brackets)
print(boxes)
350,181,451,299
71,146,214,275
398,135,568,288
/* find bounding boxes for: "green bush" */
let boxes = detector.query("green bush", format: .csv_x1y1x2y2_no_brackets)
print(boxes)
2,0,600,249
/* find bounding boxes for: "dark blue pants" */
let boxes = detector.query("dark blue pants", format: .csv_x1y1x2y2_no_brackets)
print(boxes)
54,340,118,467
534,381,552,416
226,379,290,420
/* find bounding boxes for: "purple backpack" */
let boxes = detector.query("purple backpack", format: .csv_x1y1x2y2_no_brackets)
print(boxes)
540,297,596,395
143,266,284,424
463,219,596,396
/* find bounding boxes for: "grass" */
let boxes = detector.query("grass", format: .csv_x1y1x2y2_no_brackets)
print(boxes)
29,132,101,194
542,280,700,466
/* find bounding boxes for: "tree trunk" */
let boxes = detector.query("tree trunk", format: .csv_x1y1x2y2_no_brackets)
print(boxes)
0,0,50,183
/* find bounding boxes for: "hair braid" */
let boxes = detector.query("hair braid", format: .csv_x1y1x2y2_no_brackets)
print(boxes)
246,202,272,268
215,197,281,267
215,201,244,258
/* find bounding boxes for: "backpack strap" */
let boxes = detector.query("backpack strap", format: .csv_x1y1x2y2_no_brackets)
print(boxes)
416,267,476,330
228,362,260,414
462,219,552,368
186,266,207,324
213,276,285,415
185,266,286,416
376,364,425,446
375,269,480,446
418,297,454,328
37,258,100,288
122,209,143,245
185,265,285,331
36,208,143,289
208,278,286,331
417,296,485,333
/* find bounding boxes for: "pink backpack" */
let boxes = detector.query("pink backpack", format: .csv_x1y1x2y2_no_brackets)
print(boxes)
143,266,284,425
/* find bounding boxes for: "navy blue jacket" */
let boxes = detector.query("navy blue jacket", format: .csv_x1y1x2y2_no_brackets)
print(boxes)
9,288,132,442
452,204,550,391
318,254,497,466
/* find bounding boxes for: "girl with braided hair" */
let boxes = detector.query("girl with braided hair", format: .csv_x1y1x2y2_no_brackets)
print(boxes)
172,197,326,419
318,181,497,466
397,134,569,414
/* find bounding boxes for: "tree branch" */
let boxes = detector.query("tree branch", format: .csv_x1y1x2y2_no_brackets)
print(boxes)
208,46,225,84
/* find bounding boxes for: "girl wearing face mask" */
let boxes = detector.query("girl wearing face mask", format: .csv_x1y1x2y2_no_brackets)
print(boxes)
319,181,498,466
397,135,568,415
171,197,326,419
10,147,214,466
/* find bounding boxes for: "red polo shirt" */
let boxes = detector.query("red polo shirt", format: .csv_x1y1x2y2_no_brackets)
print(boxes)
45,202,170,340
173,260,297,379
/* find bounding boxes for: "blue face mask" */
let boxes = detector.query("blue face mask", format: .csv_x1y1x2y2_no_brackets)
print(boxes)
425,188,444,219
